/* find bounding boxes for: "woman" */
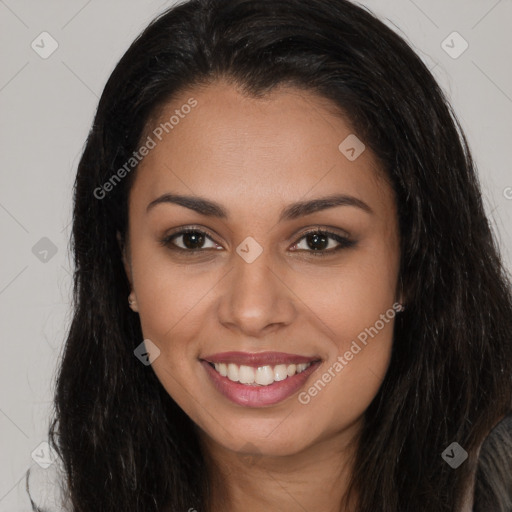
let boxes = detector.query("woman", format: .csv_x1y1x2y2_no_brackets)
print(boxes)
28,0,512,510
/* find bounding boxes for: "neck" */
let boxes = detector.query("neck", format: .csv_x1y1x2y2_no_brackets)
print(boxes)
199,419,362,512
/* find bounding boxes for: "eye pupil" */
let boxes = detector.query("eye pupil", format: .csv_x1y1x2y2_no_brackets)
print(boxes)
307,233,328,251
183,231,205,249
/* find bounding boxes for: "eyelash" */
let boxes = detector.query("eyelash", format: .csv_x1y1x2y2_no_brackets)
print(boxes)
159,226,356,258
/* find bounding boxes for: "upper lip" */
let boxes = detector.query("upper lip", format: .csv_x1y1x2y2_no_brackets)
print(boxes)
201,351,321,367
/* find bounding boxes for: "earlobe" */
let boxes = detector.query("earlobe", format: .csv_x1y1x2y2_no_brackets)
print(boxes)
128,292,139,312
117,231,138,312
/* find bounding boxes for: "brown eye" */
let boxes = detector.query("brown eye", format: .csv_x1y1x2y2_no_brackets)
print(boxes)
161,228,221,252
177,231,206,250
160,227,355,257
291,229,356,257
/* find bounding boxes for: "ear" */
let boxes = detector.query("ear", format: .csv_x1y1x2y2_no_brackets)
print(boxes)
117,231,132,286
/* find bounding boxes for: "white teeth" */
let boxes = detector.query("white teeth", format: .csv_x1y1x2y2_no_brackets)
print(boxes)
255,365,274,385
212,361,313,386
238,365,255,384
274,364,288,381
227,363,239,382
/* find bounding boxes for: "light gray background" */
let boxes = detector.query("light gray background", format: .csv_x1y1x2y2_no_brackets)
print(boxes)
1,1,511,510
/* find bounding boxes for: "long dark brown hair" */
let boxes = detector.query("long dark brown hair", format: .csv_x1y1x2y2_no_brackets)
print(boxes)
28,0,512,510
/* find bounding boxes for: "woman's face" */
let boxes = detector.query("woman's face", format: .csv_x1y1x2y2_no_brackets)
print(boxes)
122,79,401,457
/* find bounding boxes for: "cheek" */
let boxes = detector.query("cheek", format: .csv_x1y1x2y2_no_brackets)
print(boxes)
295,290,396,434
131,251,213,415
292,242,399,342
130,241,212,341
289,244,398,418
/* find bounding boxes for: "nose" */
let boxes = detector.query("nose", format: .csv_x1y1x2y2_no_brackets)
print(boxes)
217,250,296,338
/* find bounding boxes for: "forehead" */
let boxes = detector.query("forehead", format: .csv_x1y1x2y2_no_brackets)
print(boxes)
131,79,393,217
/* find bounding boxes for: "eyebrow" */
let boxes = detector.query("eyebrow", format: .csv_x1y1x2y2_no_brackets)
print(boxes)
146,192,373,221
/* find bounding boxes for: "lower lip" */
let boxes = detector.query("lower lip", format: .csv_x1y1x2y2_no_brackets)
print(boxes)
200,360,321,407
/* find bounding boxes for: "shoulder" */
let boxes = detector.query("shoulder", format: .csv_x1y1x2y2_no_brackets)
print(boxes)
472,411,512,512
25,457,71,512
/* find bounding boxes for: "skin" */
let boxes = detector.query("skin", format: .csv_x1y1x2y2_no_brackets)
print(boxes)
120,78,402,512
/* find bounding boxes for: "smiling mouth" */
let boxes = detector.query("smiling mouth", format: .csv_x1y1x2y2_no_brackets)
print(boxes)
206,360,315,386
200,350,322,387
200,351,323,407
